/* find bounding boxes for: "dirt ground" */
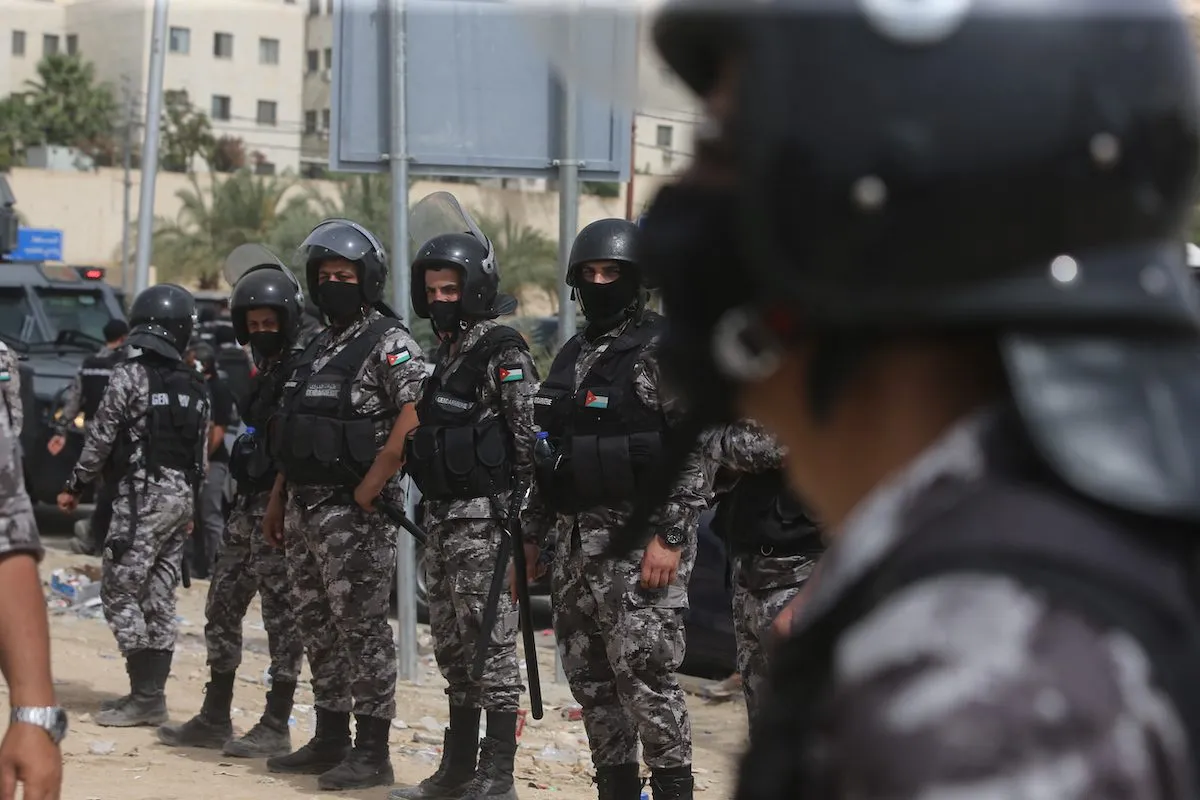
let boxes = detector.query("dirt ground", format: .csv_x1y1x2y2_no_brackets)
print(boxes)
5,545,749,800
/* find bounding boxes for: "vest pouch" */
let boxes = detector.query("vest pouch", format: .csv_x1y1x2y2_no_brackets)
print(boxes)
596,434,636,502
343,418,378,470
229,433,255,483
406,425,452,499
473,420,512,496
286,414,318,461
443,426,478,491
626,431,663,468
534,443,575,512
569,434,606,509
309,416,342,466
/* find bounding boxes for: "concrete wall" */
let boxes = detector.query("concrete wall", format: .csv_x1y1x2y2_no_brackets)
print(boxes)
4,166,676,267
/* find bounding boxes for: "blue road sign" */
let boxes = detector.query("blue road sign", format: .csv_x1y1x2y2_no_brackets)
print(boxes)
13,228,63,261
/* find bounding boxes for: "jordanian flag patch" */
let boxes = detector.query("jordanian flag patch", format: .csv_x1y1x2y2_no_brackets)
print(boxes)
584,391,609,409
499,366,525,383
386,347,411,367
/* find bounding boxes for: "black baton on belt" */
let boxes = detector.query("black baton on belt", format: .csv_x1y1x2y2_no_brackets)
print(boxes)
341,465,428,546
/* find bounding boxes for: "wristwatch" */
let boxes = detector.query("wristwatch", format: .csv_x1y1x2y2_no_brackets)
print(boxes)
657,529,685,550
11,707,68,744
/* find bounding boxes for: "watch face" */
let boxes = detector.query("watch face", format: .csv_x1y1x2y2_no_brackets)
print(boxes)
50,709,68,742
664,531,683,547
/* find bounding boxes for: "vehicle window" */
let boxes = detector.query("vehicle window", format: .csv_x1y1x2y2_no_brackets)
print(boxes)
0,288,41,343
34,288,114,342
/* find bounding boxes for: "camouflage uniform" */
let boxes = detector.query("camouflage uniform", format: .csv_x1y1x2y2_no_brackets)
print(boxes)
524,319,710,775
700,421,816,726
281,310,426,722
0,340,22,437
768,409,1193,797
422,320,538,714
0,372,40,560
68,359,208,656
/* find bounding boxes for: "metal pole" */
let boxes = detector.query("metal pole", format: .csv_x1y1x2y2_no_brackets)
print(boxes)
555,13,580,349
133,0,170,295
624,118,636,221
388,0,418,685
121,82,134,294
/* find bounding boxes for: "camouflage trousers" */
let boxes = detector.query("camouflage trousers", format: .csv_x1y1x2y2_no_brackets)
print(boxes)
425,515,521,712
204,494,304,683
730,553,812,732
552,524,697,770
101,472,193,655
284,496,398,720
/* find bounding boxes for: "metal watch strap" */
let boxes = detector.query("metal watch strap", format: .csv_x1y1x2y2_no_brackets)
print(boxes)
11,706,68,744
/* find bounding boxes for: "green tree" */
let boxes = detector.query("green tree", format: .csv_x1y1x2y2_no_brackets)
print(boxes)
0,94,33,169
160,90,214,173
472,210,560,311
22,54,118,157
208,136,247,173
148,170,311,287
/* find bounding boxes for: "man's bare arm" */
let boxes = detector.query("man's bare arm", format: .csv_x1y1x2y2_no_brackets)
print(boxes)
0,554,54,706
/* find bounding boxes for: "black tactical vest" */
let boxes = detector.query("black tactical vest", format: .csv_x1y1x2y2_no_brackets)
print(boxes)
80,349,121,417
274,317,401,486
533,312,666,512
228,360,286,491
737,444,1200,798
712,469,824,558
108,359,207,480
406,326,527,502
218,345,253,414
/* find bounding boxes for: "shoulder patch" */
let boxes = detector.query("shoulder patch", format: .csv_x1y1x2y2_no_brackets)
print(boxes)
498,365,525,383
386,347,412,367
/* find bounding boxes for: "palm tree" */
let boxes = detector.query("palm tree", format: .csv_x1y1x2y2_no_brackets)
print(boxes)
23,54,118,156
473,210,560,311
147,170,311,288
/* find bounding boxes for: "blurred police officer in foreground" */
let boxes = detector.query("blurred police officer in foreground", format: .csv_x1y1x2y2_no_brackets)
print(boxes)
523,219,709,800
263,219,427,790
391,219,538,800
58,285,209,729
0,326,65,800
0,339,21,439
52,319,129,556
611,0,1200,796
158,250,306,760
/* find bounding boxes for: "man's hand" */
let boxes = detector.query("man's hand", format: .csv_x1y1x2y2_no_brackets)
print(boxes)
55,492,77,514
353,472,387,513
0,722,62,800
263,493,285,547
640,537,682,590
509,542,545,604
771,572,818,640
45,436,66,457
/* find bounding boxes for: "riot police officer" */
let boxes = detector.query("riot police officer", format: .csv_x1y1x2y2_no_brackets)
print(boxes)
521,219,709,800
157,254,306,760
57,284,209,728
390,220,538,800
621,0,1200,796
184,340,237,579
262,219,427,790
52,319,129,555
701,421,822,732
0,339,21,438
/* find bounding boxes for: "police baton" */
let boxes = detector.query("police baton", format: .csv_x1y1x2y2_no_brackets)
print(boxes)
343,465,428,546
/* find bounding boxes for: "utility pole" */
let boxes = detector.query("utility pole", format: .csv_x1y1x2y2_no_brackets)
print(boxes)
555,12,580,349
120,78,136,295
133,0,171,295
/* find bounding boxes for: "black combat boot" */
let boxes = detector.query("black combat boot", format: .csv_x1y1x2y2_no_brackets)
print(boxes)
95,649,172,727
595,764,644,800
223,679,296,758
388,706,481,800
317,714,395,790
649,767,693,800
266,707,351,775
157,669,235,747
99,657,134,712
458,735,519,800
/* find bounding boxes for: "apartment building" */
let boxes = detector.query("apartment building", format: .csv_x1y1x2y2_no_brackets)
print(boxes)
299,0,333,176
1,0,305,173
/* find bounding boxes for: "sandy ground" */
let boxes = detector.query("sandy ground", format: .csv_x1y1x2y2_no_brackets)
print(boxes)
5,545,749,800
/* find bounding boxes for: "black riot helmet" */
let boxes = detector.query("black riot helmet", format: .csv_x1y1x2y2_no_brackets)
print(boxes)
568,218,647,327
609,0,1200,556
566,218,643,287
126,284,196,361
411,232,517,320
295,218,389,307
230,265,305,349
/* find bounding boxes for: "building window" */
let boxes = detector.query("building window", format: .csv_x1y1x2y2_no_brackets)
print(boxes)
656,124,673,150
256,100,277,126
304,110,317,134
168,26,190,54
259,37,279,65
306,49,318,72
211,95,231,121
213,32,233,59
321,108,330,130
323,47,332,69
43,34,59,57
255,160,276,176
308,0,319,14
11,31,25,57
65,34,77,55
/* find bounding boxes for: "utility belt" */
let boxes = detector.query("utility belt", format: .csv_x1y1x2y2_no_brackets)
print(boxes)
404,418,513,502
728,540,823,560
534,431,663,513
229,431,277,491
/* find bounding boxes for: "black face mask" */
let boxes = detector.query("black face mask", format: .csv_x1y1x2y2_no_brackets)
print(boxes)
576,273,639,329
429,301,463,340
249,331,286,359
318,281,363,325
